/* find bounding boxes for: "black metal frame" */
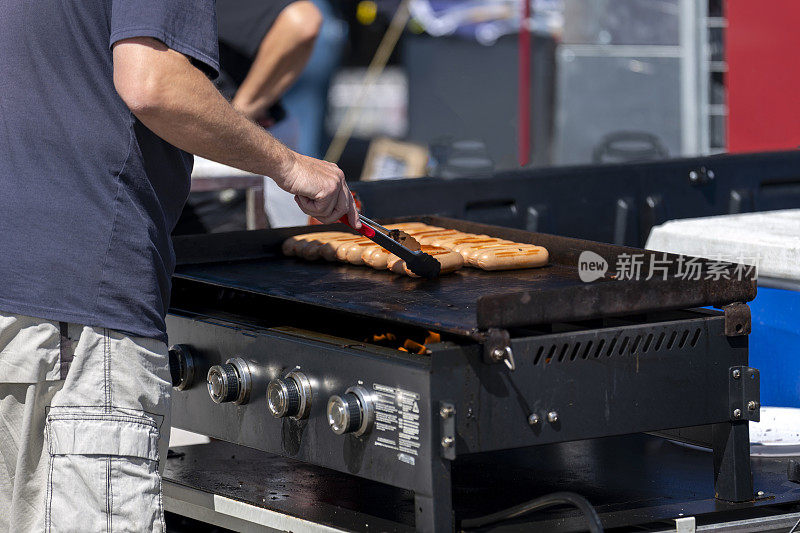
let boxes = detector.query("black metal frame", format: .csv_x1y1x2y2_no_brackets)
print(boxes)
168,212,762,531
350,150,800,248
164,434,800,532
166,306,758,532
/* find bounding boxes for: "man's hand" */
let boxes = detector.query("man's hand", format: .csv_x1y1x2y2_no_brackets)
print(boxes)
112,37,358,226
283,153,360,226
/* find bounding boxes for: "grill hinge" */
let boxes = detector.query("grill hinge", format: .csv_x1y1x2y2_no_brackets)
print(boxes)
723,303,751,337
482,328,516,371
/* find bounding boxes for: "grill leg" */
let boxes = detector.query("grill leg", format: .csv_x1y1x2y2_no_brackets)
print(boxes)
415,458,453,532
712,421,753,501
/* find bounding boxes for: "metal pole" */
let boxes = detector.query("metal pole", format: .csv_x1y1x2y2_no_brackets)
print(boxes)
679,0,700,155
518,0,532,166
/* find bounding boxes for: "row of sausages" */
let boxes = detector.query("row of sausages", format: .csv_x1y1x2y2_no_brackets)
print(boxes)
282,222,549,277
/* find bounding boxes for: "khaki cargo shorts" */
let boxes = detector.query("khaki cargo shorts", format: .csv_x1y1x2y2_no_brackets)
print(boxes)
0,311,171,532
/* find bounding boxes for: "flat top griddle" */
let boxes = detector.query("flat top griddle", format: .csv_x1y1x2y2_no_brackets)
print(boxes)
173,216,756,340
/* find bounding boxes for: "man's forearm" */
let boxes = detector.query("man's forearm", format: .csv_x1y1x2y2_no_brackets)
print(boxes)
232,35,313,120
112,36,360,226
113,38,295,185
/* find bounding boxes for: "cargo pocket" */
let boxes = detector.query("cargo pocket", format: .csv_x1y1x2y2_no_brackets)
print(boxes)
44,408,165,533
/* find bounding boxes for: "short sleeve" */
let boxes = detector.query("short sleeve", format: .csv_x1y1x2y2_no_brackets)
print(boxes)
110,0,220,78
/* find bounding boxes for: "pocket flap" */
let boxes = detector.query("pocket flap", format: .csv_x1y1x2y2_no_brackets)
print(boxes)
48,413,159,461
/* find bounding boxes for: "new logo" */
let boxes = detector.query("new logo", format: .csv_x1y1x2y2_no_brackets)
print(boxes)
578,251,608,282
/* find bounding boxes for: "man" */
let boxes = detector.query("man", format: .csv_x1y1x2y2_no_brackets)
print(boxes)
0,1,359,531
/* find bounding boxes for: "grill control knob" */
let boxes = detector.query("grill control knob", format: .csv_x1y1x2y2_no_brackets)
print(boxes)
268,379,300,417
207,357,252,405
267,371,312,420
327,394,362,434
207,364,239,403
327,386,374,436
168,344,196,391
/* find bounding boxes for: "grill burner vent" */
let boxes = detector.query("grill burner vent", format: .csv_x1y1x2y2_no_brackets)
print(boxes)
530,326,705,366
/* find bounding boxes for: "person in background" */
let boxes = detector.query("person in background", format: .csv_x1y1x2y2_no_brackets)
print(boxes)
216,0,324,127
284,0,348,158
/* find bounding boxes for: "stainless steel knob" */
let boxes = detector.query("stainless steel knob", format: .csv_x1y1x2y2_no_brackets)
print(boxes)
168,344,196,391
327,386,374,436
207,364,238,403
206,357,251,405
327,394,362,434
267,379,299,418
267,371,312,420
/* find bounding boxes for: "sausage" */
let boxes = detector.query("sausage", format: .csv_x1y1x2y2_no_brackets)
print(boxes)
413,229,462,244
465,243,536,265
281,238,299,256
461,242,521,265
301,233,357,261
444,236,506,253
388,246,465,277
425,232,473,248
335,238,371,262
403,225,445,233
452,238,511,254
295,232,350,260
299,239,326,260
404,246,464,277
283,226,546,273
452,240,513,264
384,222,433,232
317,235,364,262
473,245,549,270
387,254,405,274
363,247,392,269
344,241,382,265
401,226,445,235
282,232,338,256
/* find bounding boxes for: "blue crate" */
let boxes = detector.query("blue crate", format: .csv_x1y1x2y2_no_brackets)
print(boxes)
749,286,800,407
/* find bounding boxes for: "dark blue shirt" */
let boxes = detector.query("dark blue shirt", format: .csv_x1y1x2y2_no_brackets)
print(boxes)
0,0,219,341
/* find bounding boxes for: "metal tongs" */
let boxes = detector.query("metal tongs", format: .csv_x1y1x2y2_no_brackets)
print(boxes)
339,215,441,279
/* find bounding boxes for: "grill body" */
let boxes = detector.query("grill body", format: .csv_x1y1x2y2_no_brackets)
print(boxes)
167,307,755,532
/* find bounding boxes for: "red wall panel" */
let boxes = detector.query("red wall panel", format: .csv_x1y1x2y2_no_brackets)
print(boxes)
726,0,800,152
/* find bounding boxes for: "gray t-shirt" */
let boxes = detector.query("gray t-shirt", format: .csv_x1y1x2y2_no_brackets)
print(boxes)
0,0,219,341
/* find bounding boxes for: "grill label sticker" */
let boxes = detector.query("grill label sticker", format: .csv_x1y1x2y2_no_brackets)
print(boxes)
372,383,421,466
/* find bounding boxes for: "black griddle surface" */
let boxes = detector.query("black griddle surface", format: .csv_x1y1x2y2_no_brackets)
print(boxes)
173,217,756,338
176,256,578,337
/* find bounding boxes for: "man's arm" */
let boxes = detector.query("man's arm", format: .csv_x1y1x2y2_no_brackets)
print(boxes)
231,1,323,123
112,37,358,226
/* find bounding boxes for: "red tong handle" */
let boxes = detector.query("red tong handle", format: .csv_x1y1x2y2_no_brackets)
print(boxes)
339,215,375,238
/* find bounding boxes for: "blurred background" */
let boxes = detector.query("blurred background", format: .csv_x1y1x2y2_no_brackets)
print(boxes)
177,0,800,233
